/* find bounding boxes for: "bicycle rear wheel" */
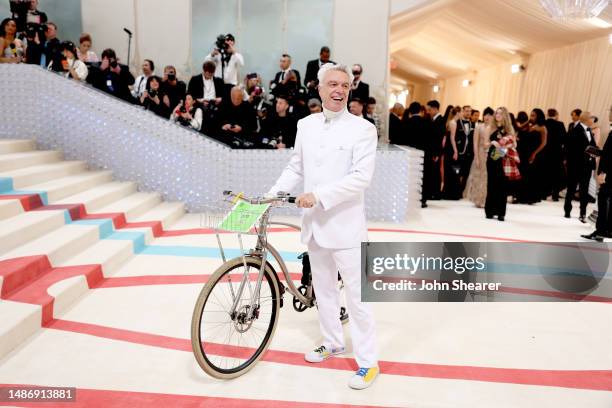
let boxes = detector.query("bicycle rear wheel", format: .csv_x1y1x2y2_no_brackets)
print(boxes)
191,256,281,379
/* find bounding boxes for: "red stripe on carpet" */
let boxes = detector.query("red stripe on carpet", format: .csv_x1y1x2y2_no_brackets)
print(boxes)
33,203,87,220
95,272,303,288
0,383,387,408
43,319,612,392
0,193,43,211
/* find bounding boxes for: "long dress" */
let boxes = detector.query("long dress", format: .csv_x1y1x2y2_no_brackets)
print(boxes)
484,127,509,218
464,124,489,207
517,129,542,204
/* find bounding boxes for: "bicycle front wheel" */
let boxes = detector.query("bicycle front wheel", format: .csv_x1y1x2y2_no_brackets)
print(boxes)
191,256,281,379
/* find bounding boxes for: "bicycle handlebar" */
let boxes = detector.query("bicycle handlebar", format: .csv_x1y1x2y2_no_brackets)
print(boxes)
223,190,296,205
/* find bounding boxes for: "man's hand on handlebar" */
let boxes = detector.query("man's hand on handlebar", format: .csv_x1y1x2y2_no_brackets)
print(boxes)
296,192,316,208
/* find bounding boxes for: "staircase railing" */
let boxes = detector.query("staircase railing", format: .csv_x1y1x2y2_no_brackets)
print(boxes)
0,64,422,221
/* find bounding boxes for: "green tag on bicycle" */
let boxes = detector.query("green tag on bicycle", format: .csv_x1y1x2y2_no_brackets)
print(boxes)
218,200,271,233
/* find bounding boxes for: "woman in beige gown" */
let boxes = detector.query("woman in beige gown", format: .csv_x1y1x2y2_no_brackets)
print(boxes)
464,107,494,207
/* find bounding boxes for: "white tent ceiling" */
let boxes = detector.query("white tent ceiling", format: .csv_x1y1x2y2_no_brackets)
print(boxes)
390,0,612,83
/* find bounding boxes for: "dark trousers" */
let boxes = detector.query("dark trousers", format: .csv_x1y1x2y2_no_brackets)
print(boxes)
596,184,612,235
485,156,507,217
564,165,592,217
422,152,440,203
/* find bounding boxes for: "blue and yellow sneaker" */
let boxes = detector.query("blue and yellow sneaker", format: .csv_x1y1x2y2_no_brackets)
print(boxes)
348,367,379,389
304,345,345,363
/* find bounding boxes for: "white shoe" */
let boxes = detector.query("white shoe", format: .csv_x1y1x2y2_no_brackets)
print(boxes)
304,345,345,363
348,367,379,390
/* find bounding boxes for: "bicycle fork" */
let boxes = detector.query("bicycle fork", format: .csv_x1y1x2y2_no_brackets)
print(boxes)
228,213,271,322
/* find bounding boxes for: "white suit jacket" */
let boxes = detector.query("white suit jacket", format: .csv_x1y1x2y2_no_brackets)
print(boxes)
269,109,377,249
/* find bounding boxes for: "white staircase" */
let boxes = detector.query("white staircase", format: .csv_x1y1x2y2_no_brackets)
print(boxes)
0,139,186,359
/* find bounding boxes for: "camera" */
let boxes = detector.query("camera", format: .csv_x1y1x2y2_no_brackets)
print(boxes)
179,106,187,114
24,22,45,39
109,58,118,69
149,90,157,98
215,34,229,52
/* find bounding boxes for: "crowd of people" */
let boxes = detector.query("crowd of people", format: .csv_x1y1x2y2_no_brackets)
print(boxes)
389,100,612,239
3,2,611,240
1,7,381,150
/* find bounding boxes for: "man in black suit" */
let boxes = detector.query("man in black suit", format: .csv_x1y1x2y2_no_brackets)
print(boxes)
567,108,582,134
582,106,612,241
544,109,567,201
426,100,445,200
270,54,301,95
388,103,404,145
349,64,369,102
187,61,225,106
400,102,431,207
564,111,596,222
304,46,334,98
87,48,135,103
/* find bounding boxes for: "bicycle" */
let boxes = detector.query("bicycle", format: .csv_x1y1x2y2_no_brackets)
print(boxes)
190,190,347,379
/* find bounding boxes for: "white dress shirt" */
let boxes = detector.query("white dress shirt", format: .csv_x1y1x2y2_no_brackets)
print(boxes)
203,77,216,100
204,52,244,85
580,122,592,142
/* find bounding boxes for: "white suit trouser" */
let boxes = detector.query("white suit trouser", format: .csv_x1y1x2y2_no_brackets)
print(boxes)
307,239,378,368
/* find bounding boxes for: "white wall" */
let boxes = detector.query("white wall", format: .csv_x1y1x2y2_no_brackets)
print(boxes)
332,0,391,137
81,0,192,79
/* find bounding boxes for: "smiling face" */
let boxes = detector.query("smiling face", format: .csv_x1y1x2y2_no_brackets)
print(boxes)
318,69,350,112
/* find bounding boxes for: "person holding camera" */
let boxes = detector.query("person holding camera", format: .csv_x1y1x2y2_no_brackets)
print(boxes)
140,76,169,118
87,48,135,103
49,41,87,82
170,94,202,131
0,18,25,63
205,33,244,96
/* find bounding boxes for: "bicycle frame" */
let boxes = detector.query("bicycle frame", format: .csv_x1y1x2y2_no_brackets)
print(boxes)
222,212,312,320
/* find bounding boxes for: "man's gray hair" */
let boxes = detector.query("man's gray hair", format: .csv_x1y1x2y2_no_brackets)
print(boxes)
317,63,354,85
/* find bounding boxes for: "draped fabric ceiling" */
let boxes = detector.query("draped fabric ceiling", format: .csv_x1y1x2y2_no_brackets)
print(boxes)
390,0,612,132
390,0,612,83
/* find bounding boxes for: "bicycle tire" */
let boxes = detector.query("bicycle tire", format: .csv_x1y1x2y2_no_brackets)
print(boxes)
191,256,281,379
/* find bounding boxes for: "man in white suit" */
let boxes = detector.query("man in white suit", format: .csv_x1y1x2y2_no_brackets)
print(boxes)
268,63,379,390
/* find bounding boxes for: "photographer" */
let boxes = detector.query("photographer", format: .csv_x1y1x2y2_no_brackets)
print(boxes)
141,76,169,118
170,94,202,131
50,40,87,82
9,0,45,32
204,33,244,96
242,72,265,104
87,48,135,103
216,86,256,148
0,18,25,64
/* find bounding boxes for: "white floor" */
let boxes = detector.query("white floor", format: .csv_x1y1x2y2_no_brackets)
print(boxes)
1,198,611,408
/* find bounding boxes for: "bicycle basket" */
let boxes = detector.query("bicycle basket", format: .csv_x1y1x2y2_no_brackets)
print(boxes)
200,199,271,234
